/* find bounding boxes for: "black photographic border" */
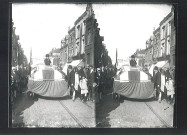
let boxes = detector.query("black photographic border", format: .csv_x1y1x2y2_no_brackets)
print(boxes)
1,0,187,134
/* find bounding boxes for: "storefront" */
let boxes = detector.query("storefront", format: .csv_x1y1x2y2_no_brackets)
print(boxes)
149,60,169,76
62,59,84,74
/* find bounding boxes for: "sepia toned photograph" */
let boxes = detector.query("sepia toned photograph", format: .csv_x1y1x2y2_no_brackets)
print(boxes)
10,3,175,128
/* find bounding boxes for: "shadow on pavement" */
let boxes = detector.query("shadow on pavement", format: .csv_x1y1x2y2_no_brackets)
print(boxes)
96,89,123,128
36,95,71,101
120,96,155,102
12,93,38,127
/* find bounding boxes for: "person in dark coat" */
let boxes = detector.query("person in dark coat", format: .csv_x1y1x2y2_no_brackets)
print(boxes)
44,54,51,66
11,67,18,100
87,66,95,102
78,67,85,81
165,68,172,82
130,55,137,67
153,66,161,103
67,65,75,97
17,65,24,94
96,68,105,101
28,62,31,77
104,66,109,89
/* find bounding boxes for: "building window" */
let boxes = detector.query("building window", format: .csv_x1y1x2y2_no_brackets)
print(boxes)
77,25,80,39
87,53,90,65
167,21,171,36
166,38,170,55
69,35,72,43
173,54,175,65
87,28,92,45
77,42,79,53
81,39,85,54
161,26,166,39
161,43,165,56
82,21,85,35
72,47,73,56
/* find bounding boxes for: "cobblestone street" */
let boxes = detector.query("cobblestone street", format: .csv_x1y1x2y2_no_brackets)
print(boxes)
96,89,174,128
12,93,95,128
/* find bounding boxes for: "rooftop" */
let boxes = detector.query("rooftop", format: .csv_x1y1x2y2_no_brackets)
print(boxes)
159,11,173,26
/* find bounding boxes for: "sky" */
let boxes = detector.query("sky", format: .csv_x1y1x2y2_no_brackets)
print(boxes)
12,3,172,63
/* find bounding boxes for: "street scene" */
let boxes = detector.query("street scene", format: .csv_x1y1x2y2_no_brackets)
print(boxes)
12,94,95,127
11,4,175,128
96,88,174,128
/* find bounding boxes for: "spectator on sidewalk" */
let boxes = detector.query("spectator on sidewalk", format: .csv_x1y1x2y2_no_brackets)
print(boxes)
73,67,79,101
96,68,105,102
153,66,161,103
160,69,166,101
67,65,74,97
79,74,88,102
166,69,175,104
87,66,95,102
11,67,18,102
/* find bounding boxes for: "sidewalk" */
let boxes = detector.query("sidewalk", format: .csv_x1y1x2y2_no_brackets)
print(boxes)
145,98,175,127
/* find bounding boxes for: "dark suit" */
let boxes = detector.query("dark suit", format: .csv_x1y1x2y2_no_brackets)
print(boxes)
87,71,95,86
69,70,75,87
153,71,161,88
165,69,172,82
78,68,86,80
44,58,51,65
96,71,105,94
68,70,75,96
130,60,137,67
153,71,161,97
87,70,95,100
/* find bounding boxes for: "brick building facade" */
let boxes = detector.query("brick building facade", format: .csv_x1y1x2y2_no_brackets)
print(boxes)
12,21,28,67
59,4,110,68
144,8,175,68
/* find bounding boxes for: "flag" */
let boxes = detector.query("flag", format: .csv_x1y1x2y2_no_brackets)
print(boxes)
115,48,118,67
30,47,33,65
114,48,118,75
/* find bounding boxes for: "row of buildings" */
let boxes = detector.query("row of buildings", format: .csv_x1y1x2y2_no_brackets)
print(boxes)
12,21,28,68
134,7,175,69
49,4,112,69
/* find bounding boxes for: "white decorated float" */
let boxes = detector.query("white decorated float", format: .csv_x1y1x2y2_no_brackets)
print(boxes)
27,64,68,98
113,66,155,99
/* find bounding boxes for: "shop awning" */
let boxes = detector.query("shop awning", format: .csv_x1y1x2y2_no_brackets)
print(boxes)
70,59,84,67
62,59,84,75
149,60,169,76
62,63,70,75
156,61,168,68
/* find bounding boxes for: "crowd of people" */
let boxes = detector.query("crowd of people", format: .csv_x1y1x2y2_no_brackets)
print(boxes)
10,53,175,106
66,65,116,103
152,66,175,104
11,64,31,104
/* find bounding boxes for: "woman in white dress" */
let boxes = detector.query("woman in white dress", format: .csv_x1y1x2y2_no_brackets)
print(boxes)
165,69,175,104
160,69,166,94
79,75,88,102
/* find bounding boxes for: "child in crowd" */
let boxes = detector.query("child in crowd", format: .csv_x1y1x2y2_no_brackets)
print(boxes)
79,75,88,102
165,71,175,104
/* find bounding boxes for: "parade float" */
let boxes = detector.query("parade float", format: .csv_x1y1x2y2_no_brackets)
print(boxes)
113,65,155,100
27,64,68,98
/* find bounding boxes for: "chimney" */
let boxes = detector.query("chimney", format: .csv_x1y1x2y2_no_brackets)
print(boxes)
86,3,94,16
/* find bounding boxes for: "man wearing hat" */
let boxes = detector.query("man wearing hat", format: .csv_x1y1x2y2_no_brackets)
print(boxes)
130,55,137,67
87,65,95,102
153,66,161,103
44,54,51,66
67,65,75,97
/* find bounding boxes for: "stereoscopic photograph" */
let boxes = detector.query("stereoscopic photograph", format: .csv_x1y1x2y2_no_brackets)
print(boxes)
10,3,175,128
